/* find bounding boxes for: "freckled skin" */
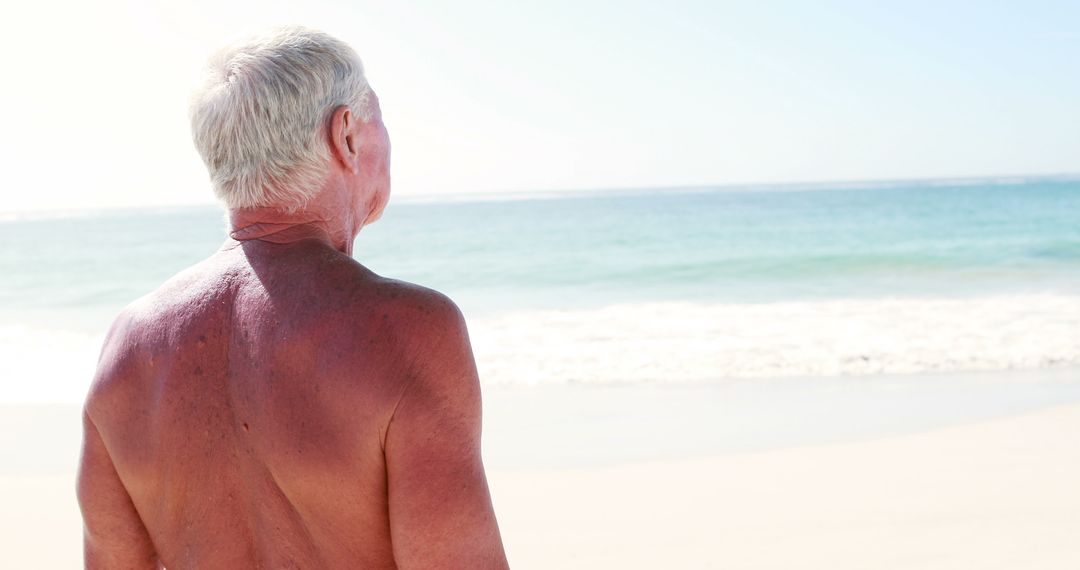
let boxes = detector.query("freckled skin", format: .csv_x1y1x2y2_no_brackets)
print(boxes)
76,92,509,569
80,244,443,568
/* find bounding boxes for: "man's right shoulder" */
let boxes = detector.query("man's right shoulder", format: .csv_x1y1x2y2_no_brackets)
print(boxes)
360,276,468,343
349,274,468,375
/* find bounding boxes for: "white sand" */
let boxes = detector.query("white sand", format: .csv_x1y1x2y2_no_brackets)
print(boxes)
488,402,1080,569
5,401,1080,568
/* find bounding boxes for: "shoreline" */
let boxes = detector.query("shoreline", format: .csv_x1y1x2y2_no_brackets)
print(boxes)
480,366,1080,470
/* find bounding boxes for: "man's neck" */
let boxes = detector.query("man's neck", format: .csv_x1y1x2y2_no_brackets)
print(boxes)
227,204,356,256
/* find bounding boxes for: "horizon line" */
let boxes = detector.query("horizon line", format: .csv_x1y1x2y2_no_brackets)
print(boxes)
4,170,1079,219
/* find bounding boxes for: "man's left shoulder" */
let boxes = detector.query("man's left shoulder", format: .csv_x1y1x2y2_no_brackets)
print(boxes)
83,257,206,413
83,301,150,422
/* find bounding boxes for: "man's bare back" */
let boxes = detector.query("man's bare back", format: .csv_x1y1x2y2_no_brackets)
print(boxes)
78,239,507,568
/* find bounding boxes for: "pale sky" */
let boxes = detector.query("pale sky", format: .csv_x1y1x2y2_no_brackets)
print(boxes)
3,0,1078,212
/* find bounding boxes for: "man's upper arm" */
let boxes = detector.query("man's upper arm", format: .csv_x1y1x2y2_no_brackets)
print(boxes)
76,410,159,569
383,293,509,569
76,312,160,569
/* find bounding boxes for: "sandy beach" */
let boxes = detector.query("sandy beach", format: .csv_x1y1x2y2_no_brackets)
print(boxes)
3,370,1080,569
490,400,1080,569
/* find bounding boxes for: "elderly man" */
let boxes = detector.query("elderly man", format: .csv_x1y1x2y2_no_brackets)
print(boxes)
76,27,509,569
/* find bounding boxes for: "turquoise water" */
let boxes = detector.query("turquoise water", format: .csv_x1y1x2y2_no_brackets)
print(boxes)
362,179,1080,312
2,178,1079,325
2,178,1079,400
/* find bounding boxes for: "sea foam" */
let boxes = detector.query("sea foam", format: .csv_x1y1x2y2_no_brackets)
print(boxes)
468,294,1080,385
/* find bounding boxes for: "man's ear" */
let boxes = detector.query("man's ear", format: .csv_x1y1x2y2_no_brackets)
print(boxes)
329,105,360,173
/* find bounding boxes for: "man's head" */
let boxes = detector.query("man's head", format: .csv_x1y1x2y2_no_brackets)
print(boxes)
190,27,389,224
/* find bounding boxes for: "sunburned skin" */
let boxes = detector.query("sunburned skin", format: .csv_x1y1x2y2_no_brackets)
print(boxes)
76,91,510,569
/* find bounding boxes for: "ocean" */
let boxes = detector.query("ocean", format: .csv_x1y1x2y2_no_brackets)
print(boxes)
2,178,1079,402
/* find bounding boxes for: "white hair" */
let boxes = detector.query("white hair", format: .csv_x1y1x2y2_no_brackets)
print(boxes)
189,26,374,211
